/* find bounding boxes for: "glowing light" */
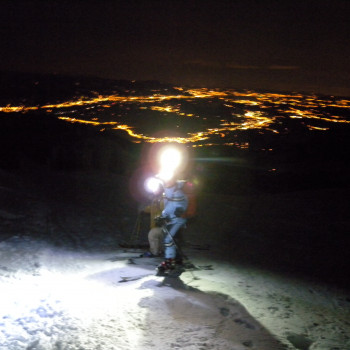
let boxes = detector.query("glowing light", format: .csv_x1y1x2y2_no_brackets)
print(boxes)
306,125,329,131
159,147,181,170
155,146,184,181
158,168,175,182
145,177,162,193
1,87,349,150
150,105,180,113
58,116,119,126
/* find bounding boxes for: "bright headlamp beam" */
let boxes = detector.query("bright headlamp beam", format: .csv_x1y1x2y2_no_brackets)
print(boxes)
159,147,182,178
145,177,162,193
158,169,174,183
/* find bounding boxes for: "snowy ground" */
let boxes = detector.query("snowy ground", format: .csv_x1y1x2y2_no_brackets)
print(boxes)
0,168,349,350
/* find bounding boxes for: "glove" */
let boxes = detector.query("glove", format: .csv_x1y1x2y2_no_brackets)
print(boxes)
154,215,168,227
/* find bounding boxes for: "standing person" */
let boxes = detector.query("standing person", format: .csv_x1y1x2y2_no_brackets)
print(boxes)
156,178,188,275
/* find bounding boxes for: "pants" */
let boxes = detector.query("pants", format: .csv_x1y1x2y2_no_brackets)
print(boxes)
148,227,164,256
164,217,186,259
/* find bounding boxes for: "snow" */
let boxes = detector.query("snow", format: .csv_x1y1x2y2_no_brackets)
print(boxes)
0,168,349,350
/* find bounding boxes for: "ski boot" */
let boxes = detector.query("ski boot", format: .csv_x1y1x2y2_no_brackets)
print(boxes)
156,258,175,276
156,258,184,277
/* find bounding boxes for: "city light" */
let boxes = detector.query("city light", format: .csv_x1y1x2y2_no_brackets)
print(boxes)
1,88,349,149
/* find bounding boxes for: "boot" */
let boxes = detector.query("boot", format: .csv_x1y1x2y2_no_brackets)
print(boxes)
156,258,175,276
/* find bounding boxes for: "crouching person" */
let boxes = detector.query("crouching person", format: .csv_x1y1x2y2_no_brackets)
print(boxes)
140,196,164,257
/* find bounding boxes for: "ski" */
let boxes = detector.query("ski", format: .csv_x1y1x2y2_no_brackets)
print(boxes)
127,257,164,267
127,258,213,270
118,274,153,283
108,249,163,262
155,267,184,278
118,261,214,282
109,256,140,262
108,253,150,262
182,263,213,271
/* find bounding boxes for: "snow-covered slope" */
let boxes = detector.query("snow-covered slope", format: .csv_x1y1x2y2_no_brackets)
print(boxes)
0,168,349,350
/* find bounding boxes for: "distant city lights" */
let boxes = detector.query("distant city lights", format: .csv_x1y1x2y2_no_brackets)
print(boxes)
1,88,349,148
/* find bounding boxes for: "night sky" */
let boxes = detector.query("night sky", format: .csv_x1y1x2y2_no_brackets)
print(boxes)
1,0,350,96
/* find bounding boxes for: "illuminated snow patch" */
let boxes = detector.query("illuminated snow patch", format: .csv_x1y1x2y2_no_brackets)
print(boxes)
0,268,155,350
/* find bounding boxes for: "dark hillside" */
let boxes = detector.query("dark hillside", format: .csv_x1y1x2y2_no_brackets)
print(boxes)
0,111,137,173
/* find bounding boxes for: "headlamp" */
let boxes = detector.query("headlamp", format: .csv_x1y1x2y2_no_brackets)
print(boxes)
158,146,182,182
144,177,162,194
144,143,187,193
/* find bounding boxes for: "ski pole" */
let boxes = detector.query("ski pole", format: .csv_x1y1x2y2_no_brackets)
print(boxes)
162,224,188,260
